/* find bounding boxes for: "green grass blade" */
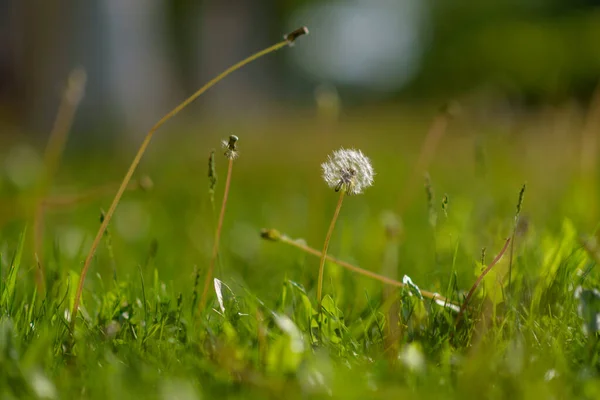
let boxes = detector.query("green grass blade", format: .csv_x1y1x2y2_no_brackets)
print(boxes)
1,227,27,314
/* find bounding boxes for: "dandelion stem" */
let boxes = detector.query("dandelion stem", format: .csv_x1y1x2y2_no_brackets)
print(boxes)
199,158,234,312
70,37,293,333
264,228,455,306
317,190,346,306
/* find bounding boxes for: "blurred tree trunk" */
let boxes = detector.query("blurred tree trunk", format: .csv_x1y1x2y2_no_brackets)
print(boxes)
195,0,275,117
3,0,278,137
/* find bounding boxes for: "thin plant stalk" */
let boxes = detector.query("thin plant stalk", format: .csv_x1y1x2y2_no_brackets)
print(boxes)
398,107,451,215
317,190,345,306
34,68,87,289
508,233,516,295
263,228,455,306
208,149,218,218
42,177,151,209
581,81,600,176
455,238,511,327
0,177,149,228
206,149,222,278
508,183,526,294
381,216,401,360
199,157,233,311
70,36,297,332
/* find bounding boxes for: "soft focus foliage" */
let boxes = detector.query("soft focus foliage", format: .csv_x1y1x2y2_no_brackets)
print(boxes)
0,107,600,398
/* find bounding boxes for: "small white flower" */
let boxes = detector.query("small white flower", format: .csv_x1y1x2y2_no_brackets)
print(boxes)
321,148,374,195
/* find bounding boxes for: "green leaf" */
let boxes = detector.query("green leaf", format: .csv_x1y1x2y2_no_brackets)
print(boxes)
266,314,304,373
402,275,424,301
284,280,316,332
318,295,345,344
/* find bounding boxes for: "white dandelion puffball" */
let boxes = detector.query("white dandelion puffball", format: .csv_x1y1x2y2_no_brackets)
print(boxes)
321,148,374,195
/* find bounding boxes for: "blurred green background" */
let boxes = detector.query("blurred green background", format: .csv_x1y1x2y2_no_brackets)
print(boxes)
2,2,600,398
0,0,599,307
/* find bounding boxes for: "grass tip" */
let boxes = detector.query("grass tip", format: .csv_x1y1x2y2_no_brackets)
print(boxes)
516,183,527,216
441,194,449,218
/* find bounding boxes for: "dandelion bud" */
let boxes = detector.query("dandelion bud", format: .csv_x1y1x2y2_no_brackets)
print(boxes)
284,26,309,46
138,175,154,192
321,148,374,195
221,135,239,160
260,228,282,242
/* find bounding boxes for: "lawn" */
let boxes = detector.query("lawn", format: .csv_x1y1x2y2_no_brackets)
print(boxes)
1,43,600,399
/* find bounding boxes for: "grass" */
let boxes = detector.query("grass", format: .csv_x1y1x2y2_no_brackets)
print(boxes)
2,40,600,399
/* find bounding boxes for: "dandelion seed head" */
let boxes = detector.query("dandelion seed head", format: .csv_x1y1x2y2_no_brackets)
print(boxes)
321,148,374,195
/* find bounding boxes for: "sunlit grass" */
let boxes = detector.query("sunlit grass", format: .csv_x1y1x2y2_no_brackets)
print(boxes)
1,68,600,399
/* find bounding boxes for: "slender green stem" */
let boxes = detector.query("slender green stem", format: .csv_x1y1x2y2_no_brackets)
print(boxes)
508,229,516,294
70,39,290,333
199,157,234,312
317,190,345,306
455,238,511,327
509,183,526,295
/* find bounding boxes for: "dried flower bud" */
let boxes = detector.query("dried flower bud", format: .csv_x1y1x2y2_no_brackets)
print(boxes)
221,135,239,160
138,175,154,192
321,148,374,195
284,26,309,46
260,228,282,242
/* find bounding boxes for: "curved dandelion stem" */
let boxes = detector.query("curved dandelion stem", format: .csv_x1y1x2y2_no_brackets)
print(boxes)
317,190,346,306
69,38,293,333
265,229,455,306
199,157,234,312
